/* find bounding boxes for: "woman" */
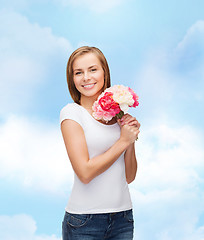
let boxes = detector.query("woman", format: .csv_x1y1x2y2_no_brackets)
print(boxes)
60,46,140,240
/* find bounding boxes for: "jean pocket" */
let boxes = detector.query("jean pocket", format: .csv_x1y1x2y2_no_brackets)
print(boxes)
124,210,134,223
66,213,92,228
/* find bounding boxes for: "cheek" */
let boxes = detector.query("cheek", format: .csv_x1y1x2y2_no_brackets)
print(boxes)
73,76,80,85
73,78,81,90
96,71,105,83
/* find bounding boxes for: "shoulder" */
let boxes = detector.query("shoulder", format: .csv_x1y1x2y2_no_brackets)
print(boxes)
60,103,81,116
60,103,82,125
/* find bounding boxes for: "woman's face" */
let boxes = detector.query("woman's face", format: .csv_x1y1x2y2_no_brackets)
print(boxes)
72,52,105,101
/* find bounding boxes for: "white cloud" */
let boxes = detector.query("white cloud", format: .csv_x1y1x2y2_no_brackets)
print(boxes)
0,115,73,194
135,52,177,119
55,0,126,13
0,0,29,10
174,20,204,81
135,20,204,126
177,20,204,53
136,124,203,189
0,9,72,115
130,124,204,240
0,214,61,240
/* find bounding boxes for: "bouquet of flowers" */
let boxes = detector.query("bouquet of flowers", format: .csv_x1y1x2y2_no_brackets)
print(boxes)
92,85,139,122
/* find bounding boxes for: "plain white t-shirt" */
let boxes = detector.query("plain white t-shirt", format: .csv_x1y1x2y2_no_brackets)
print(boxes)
60,102,132,214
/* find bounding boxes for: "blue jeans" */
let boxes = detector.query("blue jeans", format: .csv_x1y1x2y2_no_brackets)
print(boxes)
62,209,134,240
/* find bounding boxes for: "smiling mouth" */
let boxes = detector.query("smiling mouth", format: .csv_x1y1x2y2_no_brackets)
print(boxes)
82,83,96,89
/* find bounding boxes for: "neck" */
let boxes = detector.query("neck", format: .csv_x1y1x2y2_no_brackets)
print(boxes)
80,96,97,110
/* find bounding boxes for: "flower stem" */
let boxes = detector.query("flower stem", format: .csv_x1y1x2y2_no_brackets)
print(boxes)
116,110,124,119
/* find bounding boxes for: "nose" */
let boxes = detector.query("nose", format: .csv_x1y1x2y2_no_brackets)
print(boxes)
83,71,90,81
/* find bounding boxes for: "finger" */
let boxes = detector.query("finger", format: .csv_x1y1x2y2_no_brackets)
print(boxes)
121,113,131,122
131,121,141,128
121,116,135,125
117,118,122,127
128,120,138,126
127,119,140,128
122,118,137,126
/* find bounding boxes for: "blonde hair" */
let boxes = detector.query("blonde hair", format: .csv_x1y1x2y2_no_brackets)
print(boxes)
66,46,111,104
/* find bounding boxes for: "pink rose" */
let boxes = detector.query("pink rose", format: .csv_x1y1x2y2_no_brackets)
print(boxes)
99,92,121,115
128,87,139,107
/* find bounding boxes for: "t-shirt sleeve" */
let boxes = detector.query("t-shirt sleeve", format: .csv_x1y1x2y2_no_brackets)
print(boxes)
60,103,82,126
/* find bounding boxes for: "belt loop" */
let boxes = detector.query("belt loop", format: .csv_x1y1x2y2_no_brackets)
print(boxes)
108,212,111,222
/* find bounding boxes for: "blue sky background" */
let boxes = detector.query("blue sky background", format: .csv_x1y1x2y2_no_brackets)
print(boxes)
0,0,204,239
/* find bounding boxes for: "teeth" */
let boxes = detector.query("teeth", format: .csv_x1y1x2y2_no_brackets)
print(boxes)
83,83,95,89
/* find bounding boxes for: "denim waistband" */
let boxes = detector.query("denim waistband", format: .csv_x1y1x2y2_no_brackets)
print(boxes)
66,209,132,219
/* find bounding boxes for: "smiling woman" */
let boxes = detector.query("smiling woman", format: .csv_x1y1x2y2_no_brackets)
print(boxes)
60,46,140,240
66,46,111,105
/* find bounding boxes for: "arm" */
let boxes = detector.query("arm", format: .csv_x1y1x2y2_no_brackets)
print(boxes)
124,143,137,184
61,119,138,184
118,114,140,184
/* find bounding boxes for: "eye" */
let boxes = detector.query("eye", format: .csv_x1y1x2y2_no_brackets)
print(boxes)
75,71,82,75
91,68,97,72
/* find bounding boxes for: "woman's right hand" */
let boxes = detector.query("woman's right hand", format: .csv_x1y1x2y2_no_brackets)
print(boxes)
119,123,140,145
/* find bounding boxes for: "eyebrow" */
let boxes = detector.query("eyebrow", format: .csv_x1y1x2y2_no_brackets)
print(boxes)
73,65,98,72
89,65,98,69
